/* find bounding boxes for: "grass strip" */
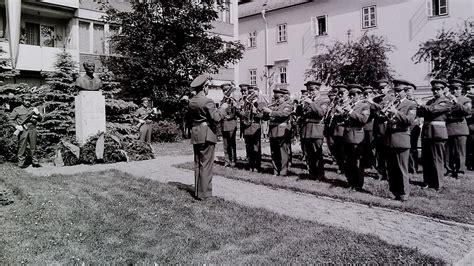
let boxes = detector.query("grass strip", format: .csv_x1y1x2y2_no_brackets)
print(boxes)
0,163,442,264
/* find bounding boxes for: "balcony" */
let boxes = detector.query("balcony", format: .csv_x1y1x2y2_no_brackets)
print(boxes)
0,42,79,72
23,0,79,10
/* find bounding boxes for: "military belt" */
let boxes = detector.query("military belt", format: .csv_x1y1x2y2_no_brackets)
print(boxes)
193,121,208,127
424,121,446,126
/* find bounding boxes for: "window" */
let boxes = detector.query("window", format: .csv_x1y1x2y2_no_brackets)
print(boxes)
24,22,57,47
79,22,90,53
218,0,231,23
362,6,376,28
427,0,448,17
108,25,119,54
311,15,328,36
249,69,257,85
93,24,105,54
279,66,287,84
248,31,256,48
0,10,5,38
277,24,287,43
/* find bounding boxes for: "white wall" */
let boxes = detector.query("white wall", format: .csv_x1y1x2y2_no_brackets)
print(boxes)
239,0,473,95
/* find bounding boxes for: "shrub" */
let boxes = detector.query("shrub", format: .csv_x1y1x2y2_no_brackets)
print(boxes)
152,120,181,143
0,110,17,163
124,140,155,161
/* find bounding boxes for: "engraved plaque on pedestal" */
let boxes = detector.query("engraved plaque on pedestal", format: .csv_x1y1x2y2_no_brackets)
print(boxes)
75,91,106,145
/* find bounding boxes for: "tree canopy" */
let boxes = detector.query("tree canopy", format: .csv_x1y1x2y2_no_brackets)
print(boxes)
305,33,394,86
412,21,473,81
102,0,244,118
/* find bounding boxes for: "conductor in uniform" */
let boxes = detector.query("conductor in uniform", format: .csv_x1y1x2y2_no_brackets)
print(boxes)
9,96,43,168
384,79,417,201
417,80,452,190
188,74,228,199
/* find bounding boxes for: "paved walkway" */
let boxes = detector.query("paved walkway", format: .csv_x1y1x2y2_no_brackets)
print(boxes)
26,150,473,264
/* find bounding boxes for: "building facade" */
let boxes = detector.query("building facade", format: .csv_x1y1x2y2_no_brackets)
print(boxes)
0,0,239,88
238,0,473,97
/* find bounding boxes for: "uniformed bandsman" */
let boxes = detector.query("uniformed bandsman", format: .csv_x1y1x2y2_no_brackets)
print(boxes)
9,96,43,168
323,86,340,165
417,80,452,190
372,79,395,180
342,85,370,190
405,82,421,174
301,83,328,179
465,79,474,170
238,84,250,141
188,74,228,199
295,89,309,160
263,88,293,176
241,86,266,172
444,79,471,178
331,84,350,174
384,79,417,201
362,85,376,170
221,83,239,167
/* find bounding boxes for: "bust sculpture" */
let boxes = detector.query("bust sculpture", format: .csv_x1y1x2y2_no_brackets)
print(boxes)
75,61,103,91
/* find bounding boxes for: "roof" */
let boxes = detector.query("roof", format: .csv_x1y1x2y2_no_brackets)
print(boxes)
239,0,313,18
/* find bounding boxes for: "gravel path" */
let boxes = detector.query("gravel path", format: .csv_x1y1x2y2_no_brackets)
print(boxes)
26,150,473,264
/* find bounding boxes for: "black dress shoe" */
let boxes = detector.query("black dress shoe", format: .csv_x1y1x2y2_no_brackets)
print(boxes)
32,164,42,168
19,165,28,169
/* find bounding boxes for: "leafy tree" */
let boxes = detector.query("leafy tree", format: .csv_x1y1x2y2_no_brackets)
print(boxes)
102,0,244,119
306,33,394,86
412,21,473,81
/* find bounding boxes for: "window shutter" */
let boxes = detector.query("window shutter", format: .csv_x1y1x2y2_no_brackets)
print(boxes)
426,0,433,16
324,15,328,34
311,17,318,36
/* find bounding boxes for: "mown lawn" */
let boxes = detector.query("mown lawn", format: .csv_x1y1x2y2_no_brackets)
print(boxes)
177,153,473,225
0,164,442,264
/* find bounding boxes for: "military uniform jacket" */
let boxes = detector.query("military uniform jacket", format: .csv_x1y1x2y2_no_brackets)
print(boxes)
301,97,328,139
385,98,417,148
363,101,377,132
188,91,226,144
418,96,452,140
222,105,239,132
343,100,370,144
9,105,42,128
333,99,350,137
241,99,266,136
373,94,395,137
267,101,293,138
446,95,471,136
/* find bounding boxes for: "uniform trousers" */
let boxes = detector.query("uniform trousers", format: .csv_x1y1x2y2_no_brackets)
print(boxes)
222,128,237,165
387,148,410,197
333,136,346,173
244,129,262,171
344,143,364,189
375,137,388,179
362,130,375,169
193,142,216,199
422,139,445,190
18,125,39,166
409,125,421,174
138,123,153,142
302,138,324,179
467,133,474,170
445,135,467,177
270,136,290,176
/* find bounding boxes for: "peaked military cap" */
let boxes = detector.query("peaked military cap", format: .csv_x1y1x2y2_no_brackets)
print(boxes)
448,78,464,87
430,79,448,88
273,88,286,95
239,84,250,89
392,79,411,91
304,80,322,87
301,89,308,93
141,97,150,102
465,79,474,86
220,83,231,89
333,84,348,89
191,74,210,88
375,79,389,85
362,86,374,94
407,82,417,90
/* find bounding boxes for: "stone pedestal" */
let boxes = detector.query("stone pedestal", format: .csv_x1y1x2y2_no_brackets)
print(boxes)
75,91,106,145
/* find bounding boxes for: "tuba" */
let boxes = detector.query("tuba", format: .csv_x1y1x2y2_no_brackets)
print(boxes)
242,91,258,126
